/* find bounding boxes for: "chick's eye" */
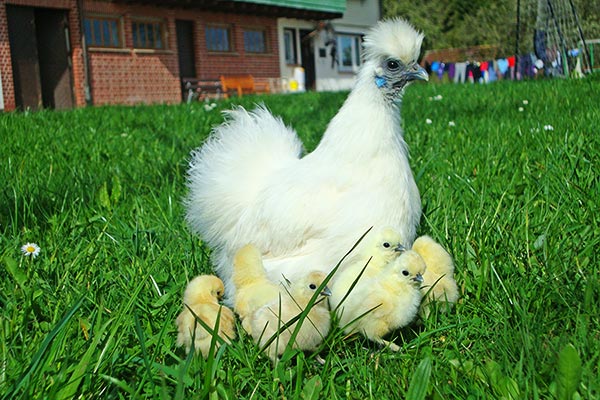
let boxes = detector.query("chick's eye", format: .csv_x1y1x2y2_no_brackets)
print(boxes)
387,60,400,71
402,270,409,276
309,283,317,290
383,242,391,248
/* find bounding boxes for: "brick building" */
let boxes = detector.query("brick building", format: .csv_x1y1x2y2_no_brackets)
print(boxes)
0,0,344,111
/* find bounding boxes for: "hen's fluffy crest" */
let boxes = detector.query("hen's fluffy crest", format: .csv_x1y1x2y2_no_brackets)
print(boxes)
363,18,424,64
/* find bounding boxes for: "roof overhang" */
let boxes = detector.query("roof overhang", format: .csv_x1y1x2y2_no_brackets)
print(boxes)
108,0,345,20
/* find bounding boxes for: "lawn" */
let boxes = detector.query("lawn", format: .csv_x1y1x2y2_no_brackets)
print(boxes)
1,75,599,399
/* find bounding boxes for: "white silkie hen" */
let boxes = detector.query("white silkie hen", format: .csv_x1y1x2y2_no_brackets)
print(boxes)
185,18,428,300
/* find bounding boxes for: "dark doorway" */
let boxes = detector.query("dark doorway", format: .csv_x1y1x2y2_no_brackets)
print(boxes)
6,5,74,110
176,20,197,100
300,29,316,91
36,9,74,109
6,5,42,110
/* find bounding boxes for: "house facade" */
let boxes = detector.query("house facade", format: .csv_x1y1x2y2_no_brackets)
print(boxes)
278,0,381,92
0,0,380,111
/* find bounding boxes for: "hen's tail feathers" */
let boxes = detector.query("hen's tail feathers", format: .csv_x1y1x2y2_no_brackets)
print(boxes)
232,244,269,289
185,106,304,251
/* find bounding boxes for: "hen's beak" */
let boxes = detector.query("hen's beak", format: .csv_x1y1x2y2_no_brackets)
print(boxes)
412,273,424,284
404,64,429,82
321,286,332,297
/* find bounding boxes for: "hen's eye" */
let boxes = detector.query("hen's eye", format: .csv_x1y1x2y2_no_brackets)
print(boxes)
402,270,409,276
383,242,391,248
387,60,400,71
309,283,317,290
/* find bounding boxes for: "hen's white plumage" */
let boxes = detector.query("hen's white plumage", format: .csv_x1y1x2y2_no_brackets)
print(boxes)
185,18,427,299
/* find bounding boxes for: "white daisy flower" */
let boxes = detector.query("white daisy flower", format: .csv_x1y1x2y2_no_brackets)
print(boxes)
518,107,524,112
544,125,554,131
21,243,41,258
523,100,529,105
434,94,443,101
448,121,456,127
426,118,433,124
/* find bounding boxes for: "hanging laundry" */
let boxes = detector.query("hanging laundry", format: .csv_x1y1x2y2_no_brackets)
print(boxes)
454,62,467,83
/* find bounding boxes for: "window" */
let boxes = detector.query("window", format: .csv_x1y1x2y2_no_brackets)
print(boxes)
132,19,166,49
244,28,267,53
83,16,122,48
206,25,232,52
283,28,297,64
338,34,362,72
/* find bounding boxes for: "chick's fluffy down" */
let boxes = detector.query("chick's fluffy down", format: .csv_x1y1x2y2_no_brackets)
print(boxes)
250,271,331,361
412,235,459,308
232,244,281,334
176,275,236,358
337,250,425,351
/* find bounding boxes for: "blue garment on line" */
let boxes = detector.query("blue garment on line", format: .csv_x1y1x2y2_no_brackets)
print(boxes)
497,58,509,75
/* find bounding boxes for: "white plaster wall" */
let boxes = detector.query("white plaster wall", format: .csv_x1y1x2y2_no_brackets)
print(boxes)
277,0,381,92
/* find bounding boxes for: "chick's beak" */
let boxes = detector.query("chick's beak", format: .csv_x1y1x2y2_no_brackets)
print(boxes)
394,244,406,252
413,273,424,284
404,64,429,82
321,286,332,297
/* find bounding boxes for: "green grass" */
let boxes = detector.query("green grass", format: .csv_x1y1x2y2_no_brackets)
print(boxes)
1,75,599,399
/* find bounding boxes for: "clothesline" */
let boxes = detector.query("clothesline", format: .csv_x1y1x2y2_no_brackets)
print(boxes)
423,50,583,83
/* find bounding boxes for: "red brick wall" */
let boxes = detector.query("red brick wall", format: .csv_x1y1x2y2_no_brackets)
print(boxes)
0,2,13,110
1,0,86,110
0,0,281,110
187,10,280,80
83,2,181,105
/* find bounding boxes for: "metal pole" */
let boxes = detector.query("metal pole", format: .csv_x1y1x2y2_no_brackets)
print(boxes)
516,0,521,71
568,0,592,73
546,0,569,75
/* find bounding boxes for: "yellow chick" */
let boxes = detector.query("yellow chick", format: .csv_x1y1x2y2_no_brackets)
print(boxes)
175,275,236,358
412,235,459,313
232,244,281,335
330,226,405,311
250,271,332,362
337,250,425,351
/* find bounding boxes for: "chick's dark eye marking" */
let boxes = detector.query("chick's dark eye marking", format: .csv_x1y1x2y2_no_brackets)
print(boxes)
383,242,391,248
309,283,317,290
402,270,409,276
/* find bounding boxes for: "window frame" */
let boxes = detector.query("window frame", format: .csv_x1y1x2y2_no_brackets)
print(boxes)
337,33,363,72
205,24,233,53
83,14,123,48
131,17,167,50
243,27,268,54
283,28,297,64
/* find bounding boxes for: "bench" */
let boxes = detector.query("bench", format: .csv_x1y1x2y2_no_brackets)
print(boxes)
219,74,270,97
182,78,223,103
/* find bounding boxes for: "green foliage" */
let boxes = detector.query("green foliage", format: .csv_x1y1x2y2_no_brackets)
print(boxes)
1,78,599,398
383,0,600,55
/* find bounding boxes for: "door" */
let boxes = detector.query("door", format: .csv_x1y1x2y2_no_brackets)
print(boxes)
176,20,196,100
300,29,316,91
36,8,74,109
6,5,42,110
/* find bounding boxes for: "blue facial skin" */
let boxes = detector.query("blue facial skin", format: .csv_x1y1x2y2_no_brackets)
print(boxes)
375,76,387,88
